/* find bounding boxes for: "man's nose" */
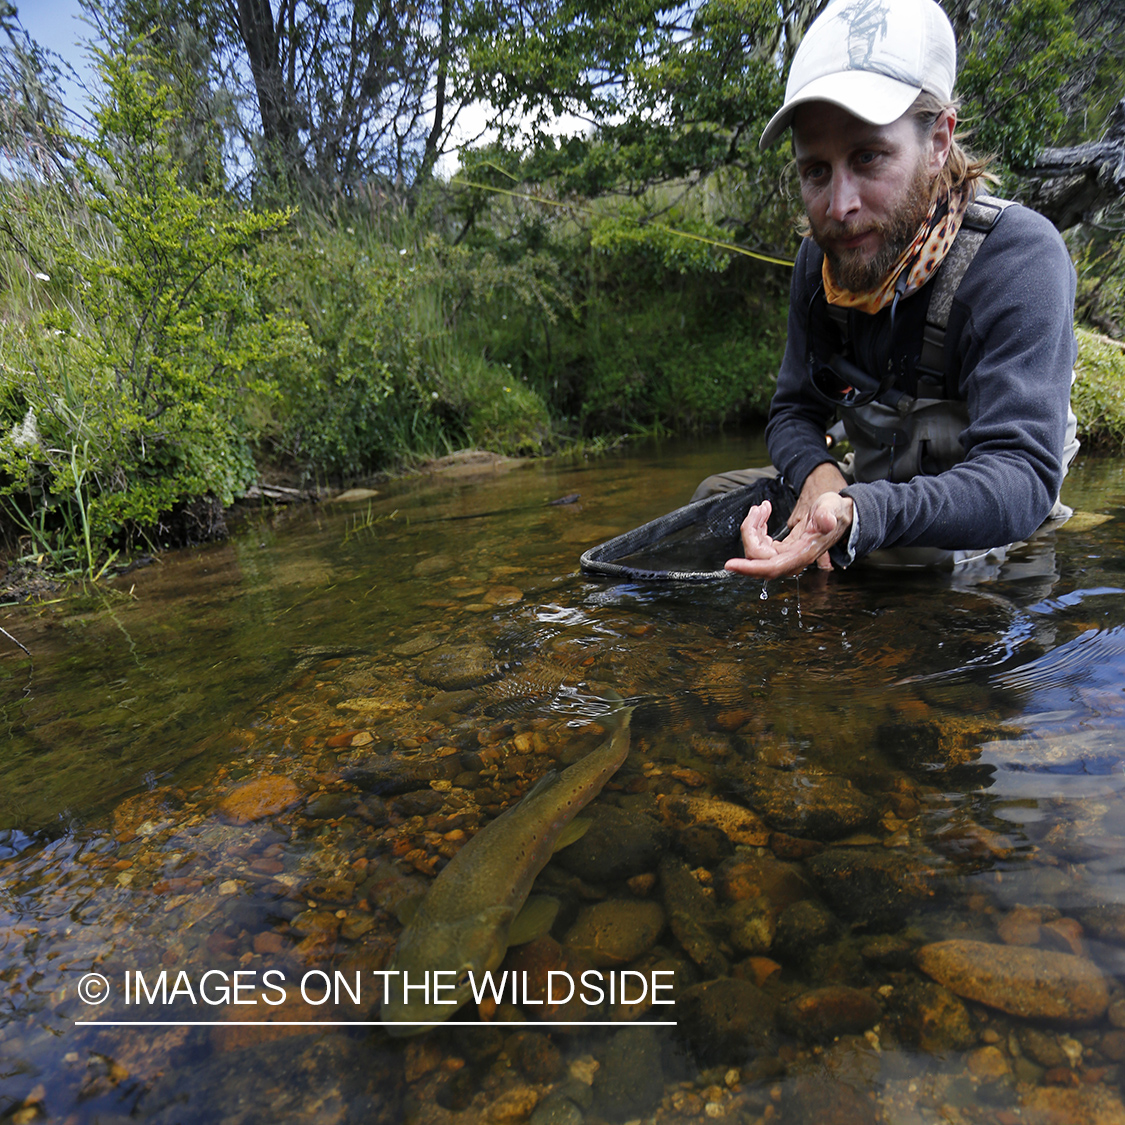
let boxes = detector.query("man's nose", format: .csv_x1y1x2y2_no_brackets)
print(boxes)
827,169,860,223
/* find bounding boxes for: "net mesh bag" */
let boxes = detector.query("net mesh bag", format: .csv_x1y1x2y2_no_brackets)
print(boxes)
580,476,797,582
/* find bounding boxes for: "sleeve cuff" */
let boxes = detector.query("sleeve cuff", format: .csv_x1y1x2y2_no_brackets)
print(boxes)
829,500,862,569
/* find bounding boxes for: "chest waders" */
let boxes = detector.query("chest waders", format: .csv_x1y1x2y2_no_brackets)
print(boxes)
825,196,1079,570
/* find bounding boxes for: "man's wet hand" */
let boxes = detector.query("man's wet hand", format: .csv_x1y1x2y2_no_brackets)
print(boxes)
725,493,854,578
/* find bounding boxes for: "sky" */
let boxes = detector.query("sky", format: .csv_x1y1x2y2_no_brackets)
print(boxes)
11,1,583,178
18,0,95,118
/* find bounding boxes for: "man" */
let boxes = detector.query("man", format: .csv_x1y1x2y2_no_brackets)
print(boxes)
713,0,1078,578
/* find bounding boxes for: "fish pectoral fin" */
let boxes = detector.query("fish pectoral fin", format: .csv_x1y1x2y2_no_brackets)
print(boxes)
395,893,425,926
508,895,560,946
552,816,591,852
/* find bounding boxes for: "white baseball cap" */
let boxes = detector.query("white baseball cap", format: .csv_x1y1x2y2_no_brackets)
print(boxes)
759,0,957,150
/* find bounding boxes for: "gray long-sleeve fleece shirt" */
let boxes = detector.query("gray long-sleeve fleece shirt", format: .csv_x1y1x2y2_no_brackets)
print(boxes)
765,202,1077,563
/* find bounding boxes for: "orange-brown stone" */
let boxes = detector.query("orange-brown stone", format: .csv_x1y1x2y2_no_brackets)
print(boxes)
917,940,1108,1024
217,776,302,824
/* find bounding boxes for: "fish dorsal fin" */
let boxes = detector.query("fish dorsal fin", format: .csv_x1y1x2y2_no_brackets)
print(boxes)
552,816,591,852
517,770,559,804
508,895,560,945
395,893,425,926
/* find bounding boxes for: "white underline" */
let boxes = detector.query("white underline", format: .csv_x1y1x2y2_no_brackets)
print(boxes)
74,1020,678,1028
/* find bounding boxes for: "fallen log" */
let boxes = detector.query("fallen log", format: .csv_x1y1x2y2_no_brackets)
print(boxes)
1020,99,1125,230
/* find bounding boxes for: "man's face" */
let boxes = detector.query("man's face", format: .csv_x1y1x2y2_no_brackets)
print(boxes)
792,103,947,292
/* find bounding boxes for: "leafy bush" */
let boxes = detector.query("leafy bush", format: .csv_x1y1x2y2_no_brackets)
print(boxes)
0,44,305,571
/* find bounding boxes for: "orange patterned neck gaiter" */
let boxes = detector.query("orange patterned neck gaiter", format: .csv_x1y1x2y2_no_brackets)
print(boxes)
822,188,971,314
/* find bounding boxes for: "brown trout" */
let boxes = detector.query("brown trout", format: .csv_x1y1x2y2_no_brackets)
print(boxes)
381,701,633,1034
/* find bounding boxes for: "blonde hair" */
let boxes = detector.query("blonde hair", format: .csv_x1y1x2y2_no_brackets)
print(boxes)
909,91,999,197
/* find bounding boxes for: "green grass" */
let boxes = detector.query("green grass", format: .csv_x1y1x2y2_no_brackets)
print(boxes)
1073,327,1125,451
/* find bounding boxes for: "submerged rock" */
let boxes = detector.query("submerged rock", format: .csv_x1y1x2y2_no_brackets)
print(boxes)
416,643,499,689
676,977,777,1062
723,895,776,956
660,855,729,977
593,1026,664,1121
886,978,977,1052
563,899,665,967
718,854,811,908
659,794,770,847
555,804,667,883
1020,1083,1125,1125
218,776,303,824
772,900,839,963
140,1034,400,1124
806,847,939,930
780,1075,879,1125
917,939,1109,1023
778,985,881,1042
719,763,879,841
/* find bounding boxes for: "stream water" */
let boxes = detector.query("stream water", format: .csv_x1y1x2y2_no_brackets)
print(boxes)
1,433,1124,1125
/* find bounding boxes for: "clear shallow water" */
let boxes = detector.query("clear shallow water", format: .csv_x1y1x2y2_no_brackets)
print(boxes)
0,435,1124,1123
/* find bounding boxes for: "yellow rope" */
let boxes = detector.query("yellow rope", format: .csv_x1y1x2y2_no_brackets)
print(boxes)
449,173,795,269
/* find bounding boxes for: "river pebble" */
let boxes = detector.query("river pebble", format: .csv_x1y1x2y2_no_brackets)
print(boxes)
917,939,1109,1023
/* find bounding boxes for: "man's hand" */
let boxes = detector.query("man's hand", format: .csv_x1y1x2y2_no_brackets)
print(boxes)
724,492,855,579
788,462,848,532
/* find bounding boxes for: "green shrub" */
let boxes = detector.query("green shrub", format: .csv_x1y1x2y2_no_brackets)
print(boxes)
0,43,305,572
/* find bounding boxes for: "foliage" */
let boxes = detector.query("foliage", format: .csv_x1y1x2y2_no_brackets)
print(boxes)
0,42,306,570
1072,327,1125,451
258,209,560,476
954,0,1091,172
0,0,69,178
96,0,473,195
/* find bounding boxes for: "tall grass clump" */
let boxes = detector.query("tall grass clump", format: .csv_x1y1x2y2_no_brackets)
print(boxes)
1073,327,1125,451
258,203,562,479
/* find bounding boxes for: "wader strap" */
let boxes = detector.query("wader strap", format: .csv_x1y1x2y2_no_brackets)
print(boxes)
916,195,1017,380
843,410,909,450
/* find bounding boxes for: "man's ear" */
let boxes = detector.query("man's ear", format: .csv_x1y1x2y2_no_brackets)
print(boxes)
929,108,956,174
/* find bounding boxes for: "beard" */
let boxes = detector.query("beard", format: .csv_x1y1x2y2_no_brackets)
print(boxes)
811,161,937,293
